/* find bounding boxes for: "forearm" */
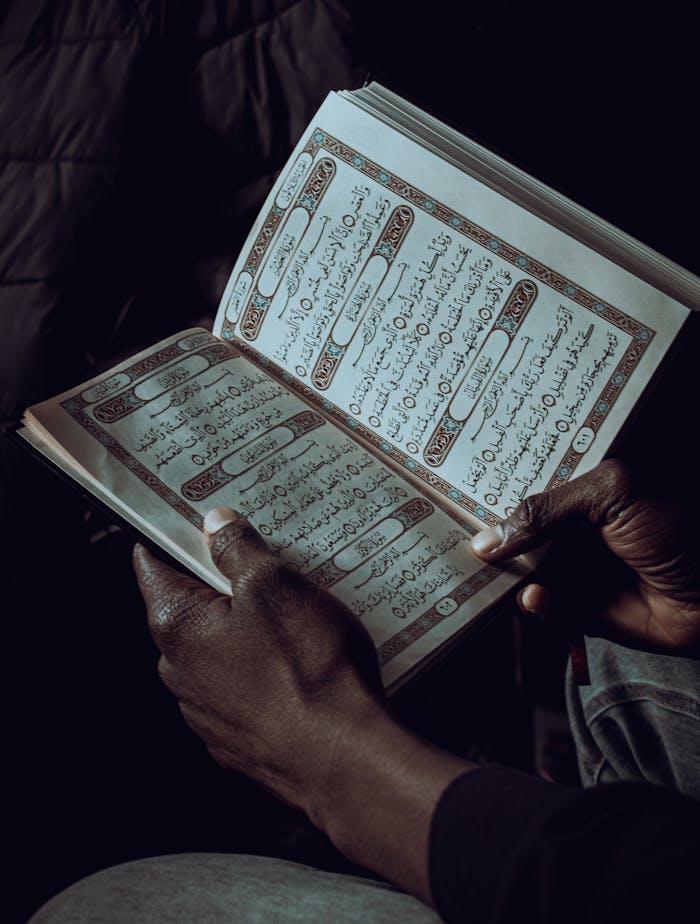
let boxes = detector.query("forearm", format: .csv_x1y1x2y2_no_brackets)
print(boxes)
306,701,475,906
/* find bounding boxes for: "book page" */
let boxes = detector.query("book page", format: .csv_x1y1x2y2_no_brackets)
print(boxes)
214,92,689,528
24,329,521,690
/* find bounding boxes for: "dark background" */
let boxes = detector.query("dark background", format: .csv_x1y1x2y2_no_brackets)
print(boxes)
2,2,698,920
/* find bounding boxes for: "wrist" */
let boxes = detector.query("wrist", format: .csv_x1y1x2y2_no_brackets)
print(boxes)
306,699,475,903
302,693,392,828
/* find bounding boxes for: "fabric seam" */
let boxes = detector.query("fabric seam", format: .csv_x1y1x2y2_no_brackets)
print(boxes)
584,683,700,725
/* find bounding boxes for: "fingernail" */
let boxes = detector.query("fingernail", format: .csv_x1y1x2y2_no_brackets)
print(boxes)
203,507,241,535
471,524,504,555
517,584,551,620
519,585,540,614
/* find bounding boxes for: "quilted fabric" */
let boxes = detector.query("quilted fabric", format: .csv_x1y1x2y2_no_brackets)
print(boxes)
0,0,366,591
2,12,367,916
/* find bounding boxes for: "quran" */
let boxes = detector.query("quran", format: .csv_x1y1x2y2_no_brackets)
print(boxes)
19,83,695,691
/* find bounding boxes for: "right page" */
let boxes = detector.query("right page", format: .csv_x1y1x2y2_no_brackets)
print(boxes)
214,90,691,528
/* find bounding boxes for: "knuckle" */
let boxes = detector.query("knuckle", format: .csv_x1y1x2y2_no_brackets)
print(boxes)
207,746,230,769
148,592,206,647
234,556,286,599
511,492,548,534
157,656,178,695
590,458,633,522
179,701,201,728
209,520,263,570
598,457,632,495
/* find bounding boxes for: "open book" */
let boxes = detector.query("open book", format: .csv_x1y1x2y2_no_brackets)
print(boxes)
19,83,695,692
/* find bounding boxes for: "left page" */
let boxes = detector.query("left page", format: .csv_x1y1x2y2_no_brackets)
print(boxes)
22,329,522,690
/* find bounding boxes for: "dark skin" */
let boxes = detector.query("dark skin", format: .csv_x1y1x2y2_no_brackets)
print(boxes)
134,511,470,903
473,459,700,654
133,458,700,908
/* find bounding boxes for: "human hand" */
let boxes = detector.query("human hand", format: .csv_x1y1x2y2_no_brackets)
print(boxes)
470,460,700,654
133,507,386,821
134,508,473,903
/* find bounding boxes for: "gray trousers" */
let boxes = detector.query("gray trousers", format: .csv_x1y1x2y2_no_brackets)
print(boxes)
30,639,700,922
29,854,442,923
566,637,700,799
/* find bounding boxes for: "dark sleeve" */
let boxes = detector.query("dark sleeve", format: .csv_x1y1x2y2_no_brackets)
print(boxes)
429,765,700,924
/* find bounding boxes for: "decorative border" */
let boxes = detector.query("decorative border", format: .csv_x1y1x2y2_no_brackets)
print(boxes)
423,279,538,468
376,564,501,666
61,404,204,529
59,336,249,529
220,128,656,523
310,204,414,390
238,158,337,341
93,344,235,423
59,343,499,671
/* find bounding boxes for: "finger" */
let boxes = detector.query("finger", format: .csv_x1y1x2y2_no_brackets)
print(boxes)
516,583,551,618
133,544,222,655
470,459,632,561
203,507,271,584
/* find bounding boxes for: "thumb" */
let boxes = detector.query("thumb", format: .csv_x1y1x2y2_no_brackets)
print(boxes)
203,507,270,583
470,459,632,561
